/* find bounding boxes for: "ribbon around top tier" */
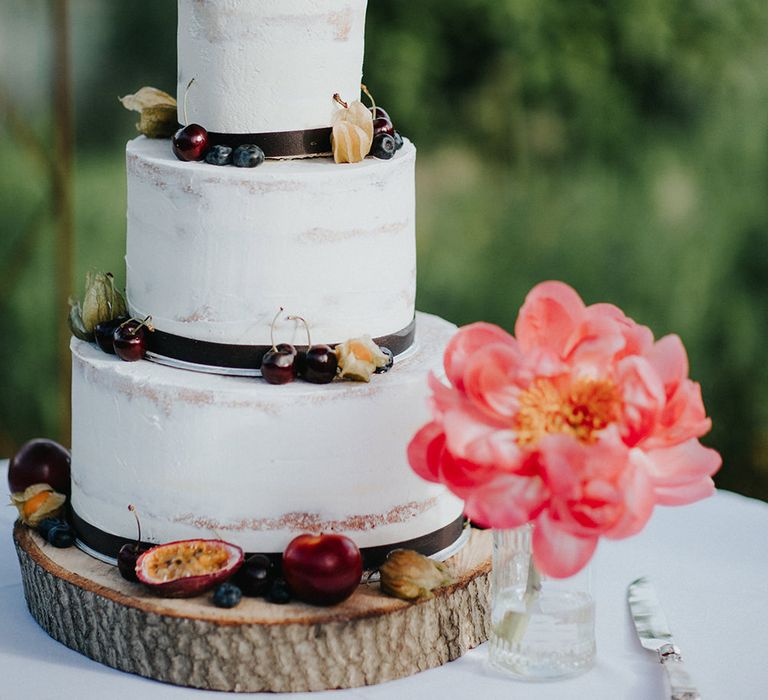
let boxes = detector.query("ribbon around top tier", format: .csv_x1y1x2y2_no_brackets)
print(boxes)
208,127,332,158
145,319,416,373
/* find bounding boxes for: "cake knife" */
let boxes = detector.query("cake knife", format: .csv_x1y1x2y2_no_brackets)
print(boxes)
627,577,701,700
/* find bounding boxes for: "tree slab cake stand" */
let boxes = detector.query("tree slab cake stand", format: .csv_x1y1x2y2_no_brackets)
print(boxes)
14,524,491,692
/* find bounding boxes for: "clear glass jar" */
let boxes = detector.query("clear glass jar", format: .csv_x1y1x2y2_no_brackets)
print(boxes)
488,525,596,680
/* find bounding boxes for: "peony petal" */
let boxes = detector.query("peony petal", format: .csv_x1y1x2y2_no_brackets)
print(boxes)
563,315,626,371
532,511,598,578
443,407,522,470
463,474,547,529
463,343,527,420
642,439,722,487
436,449,497,498
654,477,715,505
603,450,656,539
407,422,445,483
515,281,586,356
647,379,711,447
616,356,665,447
588,303,655,359
443,322,516,392
647,334,689,397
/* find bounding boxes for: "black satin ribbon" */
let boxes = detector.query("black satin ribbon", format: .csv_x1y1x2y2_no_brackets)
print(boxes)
145,319,416,371
208,127,332,158
71,510,466,571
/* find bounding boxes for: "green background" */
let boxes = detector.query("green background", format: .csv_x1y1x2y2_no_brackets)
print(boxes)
1,1,767,500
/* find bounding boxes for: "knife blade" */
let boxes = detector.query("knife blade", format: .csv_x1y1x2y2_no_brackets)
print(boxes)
627,577,701,700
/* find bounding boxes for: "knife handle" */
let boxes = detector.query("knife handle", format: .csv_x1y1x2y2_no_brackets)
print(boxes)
658,644,700,700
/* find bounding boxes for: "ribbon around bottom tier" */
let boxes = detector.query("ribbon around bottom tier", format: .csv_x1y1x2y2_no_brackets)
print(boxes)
143,318,416,375
70,509,466,571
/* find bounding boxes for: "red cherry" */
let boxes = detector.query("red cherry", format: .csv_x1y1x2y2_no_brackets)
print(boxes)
372,115,394,138
8,439,71,496
282,533,362,606
261,345,297,385
172,124,209,161
113,319,150,362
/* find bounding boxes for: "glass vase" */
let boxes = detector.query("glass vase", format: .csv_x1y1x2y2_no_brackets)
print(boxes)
488,525,596,680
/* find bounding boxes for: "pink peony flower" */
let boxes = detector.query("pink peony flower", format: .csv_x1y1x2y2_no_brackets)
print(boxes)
409,281,721,578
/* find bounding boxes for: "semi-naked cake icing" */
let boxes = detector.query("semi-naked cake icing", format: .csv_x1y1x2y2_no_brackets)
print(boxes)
178,0,367,133
126,137,416,349
69,0,465,566
71,313,461,556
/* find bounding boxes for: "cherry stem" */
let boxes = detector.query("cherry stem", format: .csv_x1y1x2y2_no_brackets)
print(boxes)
269,307,284,351
360,83,376,114
119,315,154,336
287,315,311,348
183,78,195,125
128,504,142,545
333,93,348,109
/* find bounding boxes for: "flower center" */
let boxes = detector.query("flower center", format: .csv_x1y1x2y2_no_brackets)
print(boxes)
513,377,621,446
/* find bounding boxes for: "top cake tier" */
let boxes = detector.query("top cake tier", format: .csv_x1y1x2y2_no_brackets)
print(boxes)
177,0,367,134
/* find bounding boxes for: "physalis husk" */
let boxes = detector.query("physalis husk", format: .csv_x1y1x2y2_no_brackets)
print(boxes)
335,335,391,382
331,94,373,164
11,484,66,527
119,87,178,138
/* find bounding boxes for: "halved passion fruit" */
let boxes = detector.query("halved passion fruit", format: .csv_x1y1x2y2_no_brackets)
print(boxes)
135,539,244,598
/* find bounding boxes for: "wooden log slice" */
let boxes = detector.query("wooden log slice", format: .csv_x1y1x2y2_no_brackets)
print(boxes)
14,524,491,692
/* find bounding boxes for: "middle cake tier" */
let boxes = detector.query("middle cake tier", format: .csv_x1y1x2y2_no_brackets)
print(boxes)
126,136,417,368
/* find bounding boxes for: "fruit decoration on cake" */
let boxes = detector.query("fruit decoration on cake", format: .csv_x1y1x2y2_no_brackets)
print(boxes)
68,271,127,342
336,335,393,381
135,539,244,598
331,93,374,164
119,86,178,139
8,439,70,528
117,505,151,582
112,316,154,362
282,533,363,606
379,549,455,601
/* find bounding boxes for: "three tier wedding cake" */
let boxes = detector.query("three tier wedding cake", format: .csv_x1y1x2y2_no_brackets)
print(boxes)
69,0,465,566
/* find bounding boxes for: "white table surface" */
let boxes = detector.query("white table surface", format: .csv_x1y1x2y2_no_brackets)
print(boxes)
2,456,767,699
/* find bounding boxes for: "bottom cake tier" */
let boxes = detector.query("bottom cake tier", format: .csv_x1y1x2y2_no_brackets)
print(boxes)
70,312,464,566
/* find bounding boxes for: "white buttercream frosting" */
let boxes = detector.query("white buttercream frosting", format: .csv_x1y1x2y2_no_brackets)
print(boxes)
126,136,417,347
177,0,367,133
70,313,464,553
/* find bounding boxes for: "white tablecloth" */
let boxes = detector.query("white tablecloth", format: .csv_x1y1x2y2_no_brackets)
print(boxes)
2,457,767,699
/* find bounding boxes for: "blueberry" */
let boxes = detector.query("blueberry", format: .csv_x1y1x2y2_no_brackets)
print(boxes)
212,582,242,608
232,144,266,168
375,347,395,374
371,133,396,160
205,145,233,166
37,517,63,539
266,578,292,605
393,131,404,151
47,522,75,548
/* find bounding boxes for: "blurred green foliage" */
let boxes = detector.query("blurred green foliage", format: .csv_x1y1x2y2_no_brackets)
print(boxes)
1,1,767,499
